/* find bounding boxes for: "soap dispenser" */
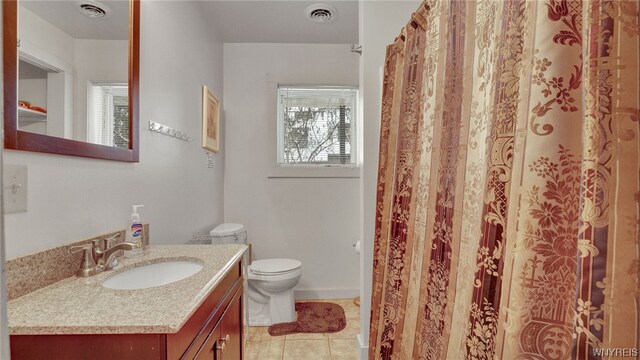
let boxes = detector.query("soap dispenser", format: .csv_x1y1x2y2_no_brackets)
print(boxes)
124,205,144,258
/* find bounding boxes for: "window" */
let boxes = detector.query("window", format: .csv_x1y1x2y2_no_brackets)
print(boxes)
88,82,129,148
277,86,357,166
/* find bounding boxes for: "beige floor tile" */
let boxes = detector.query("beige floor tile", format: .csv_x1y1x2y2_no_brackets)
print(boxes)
283,339,331,360
284,331,328,340
244,339,284,360
249,326,274,341
328,318,360,339
329,338,359,360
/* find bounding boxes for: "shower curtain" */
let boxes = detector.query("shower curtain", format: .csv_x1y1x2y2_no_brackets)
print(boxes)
369,0,639,359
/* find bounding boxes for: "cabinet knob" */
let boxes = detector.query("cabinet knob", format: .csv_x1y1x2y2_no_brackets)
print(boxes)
216,342,226,352
222,334,230,343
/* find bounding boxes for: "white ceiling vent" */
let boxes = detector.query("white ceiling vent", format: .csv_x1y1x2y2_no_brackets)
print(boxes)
76,1,112,19
305,4,338,24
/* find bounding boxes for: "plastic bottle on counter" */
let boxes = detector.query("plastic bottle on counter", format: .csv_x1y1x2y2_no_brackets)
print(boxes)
124,205,144,258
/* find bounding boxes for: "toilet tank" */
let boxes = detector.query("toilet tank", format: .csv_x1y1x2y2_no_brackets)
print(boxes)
209,223,247,245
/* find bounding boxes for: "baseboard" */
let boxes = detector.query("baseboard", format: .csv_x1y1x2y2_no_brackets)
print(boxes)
357,333,368,360
294,288,360,300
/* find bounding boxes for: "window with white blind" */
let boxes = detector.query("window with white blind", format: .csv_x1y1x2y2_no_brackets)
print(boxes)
88,82,129,148
277,86,358,166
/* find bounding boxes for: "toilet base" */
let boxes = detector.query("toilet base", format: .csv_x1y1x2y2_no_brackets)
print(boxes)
248,288,297,326
269,290,297,324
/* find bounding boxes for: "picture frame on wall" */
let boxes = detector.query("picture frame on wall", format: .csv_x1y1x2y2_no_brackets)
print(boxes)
202,85,220,152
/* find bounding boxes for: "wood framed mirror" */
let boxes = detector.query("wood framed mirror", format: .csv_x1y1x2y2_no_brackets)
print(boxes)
2,0,139,162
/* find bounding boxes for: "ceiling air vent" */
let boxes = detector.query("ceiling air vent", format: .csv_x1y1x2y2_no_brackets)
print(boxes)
76,1,111,19
305,4,338,24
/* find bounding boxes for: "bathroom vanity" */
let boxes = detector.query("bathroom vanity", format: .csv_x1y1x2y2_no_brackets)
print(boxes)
8,245,247,360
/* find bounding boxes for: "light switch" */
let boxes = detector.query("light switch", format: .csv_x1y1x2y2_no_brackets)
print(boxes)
3,165,28,214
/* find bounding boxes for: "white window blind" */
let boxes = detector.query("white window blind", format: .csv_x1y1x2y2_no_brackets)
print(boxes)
88,82,128,148
277,86,357,166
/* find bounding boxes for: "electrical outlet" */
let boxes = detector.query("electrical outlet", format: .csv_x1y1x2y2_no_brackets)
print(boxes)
3,165,28,213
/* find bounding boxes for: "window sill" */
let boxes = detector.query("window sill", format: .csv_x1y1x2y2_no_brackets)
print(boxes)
267,165,360,178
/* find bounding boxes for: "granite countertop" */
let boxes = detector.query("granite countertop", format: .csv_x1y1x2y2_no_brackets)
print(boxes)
8,244,247,335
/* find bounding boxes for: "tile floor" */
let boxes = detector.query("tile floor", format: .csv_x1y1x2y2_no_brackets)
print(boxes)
244,299,360,360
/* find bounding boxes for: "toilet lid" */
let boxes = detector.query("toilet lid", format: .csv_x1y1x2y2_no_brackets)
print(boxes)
210,223,245,236
250,259,301,275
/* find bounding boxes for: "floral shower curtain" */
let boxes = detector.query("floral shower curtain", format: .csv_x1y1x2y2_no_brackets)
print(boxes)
369,0,639,359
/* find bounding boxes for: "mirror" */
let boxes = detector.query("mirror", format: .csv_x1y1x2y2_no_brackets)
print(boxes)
3,0,139,162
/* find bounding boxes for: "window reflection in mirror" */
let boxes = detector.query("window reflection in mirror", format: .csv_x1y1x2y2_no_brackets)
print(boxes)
89,82,129,148
17,0,129,147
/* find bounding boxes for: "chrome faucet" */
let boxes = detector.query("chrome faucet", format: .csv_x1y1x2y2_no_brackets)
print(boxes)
91,235,121,269
96,242,138,270
70,240,140,277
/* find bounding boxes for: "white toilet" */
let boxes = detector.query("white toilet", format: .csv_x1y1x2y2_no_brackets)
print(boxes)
247,258,302,326
209,224,302,326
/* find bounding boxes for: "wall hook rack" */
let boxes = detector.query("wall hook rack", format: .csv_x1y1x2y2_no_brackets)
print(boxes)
148,121,194,142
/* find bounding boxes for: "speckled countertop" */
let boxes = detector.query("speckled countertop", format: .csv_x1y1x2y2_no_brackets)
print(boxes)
8,244,247,335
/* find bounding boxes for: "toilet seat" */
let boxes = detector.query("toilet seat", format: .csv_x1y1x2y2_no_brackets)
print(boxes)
250,259,301,276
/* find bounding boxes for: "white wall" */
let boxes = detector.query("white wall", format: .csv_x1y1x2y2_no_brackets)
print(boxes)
358,1,421,358
223,43,360,299
18,7,74,66
73,39,128,142
4,1,225,259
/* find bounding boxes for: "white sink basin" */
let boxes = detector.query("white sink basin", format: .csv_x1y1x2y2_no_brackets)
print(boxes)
102,261,204,290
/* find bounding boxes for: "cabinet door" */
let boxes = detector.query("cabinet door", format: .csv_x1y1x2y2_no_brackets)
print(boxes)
170,263,242,359
194,287,243,360
194,325,221,360
219,288,243,360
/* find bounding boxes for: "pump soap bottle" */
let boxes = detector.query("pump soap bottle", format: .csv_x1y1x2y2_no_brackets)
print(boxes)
125,205,145,258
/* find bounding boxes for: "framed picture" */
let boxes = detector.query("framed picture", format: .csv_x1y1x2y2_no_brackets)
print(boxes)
202,85,220,152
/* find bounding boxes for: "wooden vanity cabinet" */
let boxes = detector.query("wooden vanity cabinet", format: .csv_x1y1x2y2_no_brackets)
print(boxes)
10,261,244,360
